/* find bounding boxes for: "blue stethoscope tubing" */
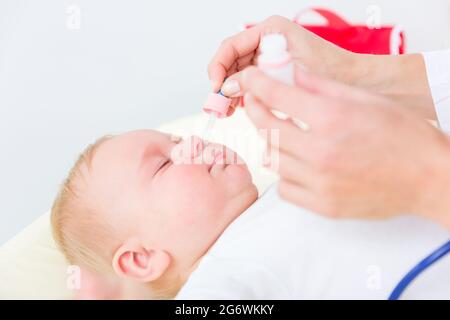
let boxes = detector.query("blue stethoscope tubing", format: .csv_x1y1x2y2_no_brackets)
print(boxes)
389,239,450,300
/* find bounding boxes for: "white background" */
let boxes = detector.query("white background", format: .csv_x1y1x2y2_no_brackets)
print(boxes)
1,0,449,244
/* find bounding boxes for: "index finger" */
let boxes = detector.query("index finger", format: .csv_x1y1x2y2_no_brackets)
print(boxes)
208,15,296,92
208,27,261,92
241,66,325,125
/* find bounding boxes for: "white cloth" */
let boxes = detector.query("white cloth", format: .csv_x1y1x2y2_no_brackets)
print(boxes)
176,184,450,300
423,50,450,132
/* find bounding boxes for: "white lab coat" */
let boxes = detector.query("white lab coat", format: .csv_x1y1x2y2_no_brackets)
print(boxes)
423,50,450,132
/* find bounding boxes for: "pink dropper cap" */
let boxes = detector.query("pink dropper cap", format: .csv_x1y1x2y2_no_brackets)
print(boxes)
203,92,232,118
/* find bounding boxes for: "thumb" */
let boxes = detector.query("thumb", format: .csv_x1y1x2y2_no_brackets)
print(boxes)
220,71,245,98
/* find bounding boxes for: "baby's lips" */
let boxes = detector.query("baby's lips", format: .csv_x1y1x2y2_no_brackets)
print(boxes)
204,144,242,168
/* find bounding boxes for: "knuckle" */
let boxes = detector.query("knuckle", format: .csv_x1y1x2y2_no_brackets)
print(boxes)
315,177,338,198
219,37,233,49
314,147,338,173
315,102,344,131
319,113,341,134
266,15,289,25
245,65,259,78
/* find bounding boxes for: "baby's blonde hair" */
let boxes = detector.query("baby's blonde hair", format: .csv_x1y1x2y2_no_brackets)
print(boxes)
51,135,116,274
51,134,180,299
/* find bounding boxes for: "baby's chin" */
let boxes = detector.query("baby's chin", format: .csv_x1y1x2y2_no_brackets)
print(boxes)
205,144,257,196
220,162,257,198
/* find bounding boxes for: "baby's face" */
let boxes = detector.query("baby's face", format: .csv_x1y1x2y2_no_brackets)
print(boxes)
88,130,257,268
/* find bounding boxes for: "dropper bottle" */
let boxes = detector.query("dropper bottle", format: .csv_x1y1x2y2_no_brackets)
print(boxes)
257,33,294,85
202,90,232,142
257,33,309,130
201,33,293,141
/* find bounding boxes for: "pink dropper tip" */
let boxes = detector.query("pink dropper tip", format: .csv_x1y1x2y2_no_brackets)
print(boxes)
203,92,232,118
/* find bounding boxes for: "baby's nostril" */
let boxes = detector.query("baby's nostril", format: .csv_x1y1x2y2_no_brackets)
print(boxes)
189,136,204,159
195,140,204,156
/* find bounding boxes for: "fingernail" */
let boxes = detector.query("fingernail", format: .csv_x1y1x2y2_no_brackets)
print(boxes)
221,79,240,97
291,117,311,132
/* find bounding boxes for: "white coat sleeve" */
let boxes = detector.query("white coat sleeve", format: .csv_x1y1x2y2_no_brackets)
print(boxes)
422,50,450,133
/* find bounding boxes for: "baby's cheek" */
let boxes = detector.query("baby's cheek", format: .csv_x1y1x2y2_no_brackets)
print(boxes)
174,196,219,228
222,164,253,193
168,168,224,223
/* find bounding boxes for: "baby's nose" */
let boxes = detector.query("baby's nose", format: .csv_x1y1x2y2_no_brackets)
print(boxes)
171,135,204,164
186,136,204,159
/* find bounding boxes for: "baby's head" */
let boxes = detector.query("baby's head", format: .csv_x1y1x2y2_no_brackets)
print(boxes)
51,130,257,298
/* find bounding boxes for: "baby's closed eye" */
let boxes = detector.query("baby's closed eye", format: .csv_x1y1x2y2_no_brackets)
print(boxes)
155,159,171,176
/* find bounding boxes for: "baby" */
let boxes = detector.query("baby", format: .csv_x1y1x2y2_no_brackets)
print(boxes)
52,129,450,299
51,129,258,299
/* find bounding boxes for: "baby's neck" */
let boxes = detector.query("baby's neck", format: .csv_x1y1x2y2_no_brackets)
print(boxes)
172,186,259,297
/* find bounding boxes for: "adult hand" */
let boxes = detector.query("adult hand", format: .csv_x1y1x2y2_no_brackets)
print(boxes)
207,15,352,115
208,15,435,120
241,66,450,229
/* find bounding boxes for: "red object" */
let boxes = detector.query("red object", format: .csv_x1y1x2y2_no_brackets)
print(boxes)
244,8,405,55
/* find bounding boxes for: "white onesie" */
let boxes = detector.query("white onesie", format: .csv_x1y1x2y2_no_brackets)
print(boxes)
176,184,450,299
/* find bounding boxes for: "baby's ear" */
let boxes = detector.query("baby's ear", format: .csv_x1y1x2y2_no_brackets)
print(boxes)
112,238,171,283
74,267,124,300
